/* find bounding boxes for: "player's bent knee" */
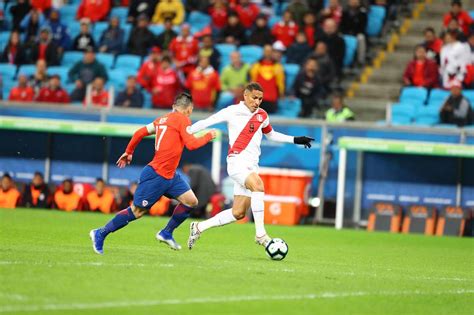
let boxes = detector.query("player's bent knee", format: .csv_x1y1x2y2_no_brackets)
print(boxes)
186,197,199,208
232,208,246,220
132,207,147,218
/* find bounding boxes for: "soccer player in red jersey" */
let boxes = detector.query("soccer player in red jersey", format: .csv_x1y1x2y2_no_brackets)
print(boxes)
90,93,216,254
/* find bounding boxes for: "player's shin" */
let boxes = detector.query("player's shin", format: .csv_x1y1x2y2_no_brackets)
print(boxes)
162,204,194,235
251,192,267,237
100,206,137,237
197,209,236,232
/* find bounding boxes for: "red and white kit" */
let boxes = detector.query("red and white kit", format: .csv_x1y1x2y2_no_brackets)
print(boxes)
189,102,294,196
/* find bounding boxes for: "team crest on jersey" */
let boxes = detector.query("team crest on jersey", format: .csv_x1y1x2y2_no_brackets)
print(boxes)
256,114,263,122
142,200,149,207
249,123,255,133
159,117,168,124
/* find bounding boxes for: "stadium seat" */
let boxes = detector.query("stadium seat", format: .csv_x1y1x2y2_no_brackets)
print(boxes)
367,202,402,233
470,10,474,19
239,45,263,65
143,92,152,109
277,98,302,118
366,5,386,37
427,88,449,104
149,25,165,36
62,51,84,66
115,54,142,70
0,32,11,52
93,22,109,43
342,35,357,67
391,104,414,125
284,64,300,89
187,11,211,31
414,106,439,126
399,87,428,104
68,22,82,40
402,205,437,235
59,5,79,22
463,90,474,106
268,15,281,28
215,44,236,57
95,53,115,69
0,63,17,80
216,91,235,110
436,206,469,236
47,66,70,83
122,24,132,48
17,65,37,77
111,7,129,24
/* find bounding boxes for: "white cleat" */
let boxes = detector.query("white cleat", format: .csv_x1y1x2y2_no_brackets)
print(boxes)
155,231,182,250
187,222,201,250
255,234,272,247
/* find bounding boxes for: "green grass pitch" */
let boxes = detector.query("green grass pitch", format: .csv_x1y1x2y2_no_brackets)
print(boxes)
0,208,473,315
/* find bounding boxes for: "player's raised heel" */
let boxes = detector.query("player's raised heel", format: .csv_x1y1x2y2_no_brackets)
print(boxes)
187,222,201,250
255,234,271,247
89,229,104,255
156,230,182,250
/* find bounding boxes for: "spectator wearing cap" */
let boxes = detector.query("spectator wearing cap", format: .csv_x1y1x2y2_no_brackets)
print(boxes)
293,57,325,118
440,31,470,88
232,0,260,29
152,0,184,25
169,24,199,76
53,179,81,212
340,0,367,65
199,34,221,71
403,45,439,89
440,80,473,126
30,26,60,65
220,12,247,46
77,0,110,22
272,10,299,48
319,18,345,78
443,0,473,36
186,55,220,110
127,0,158,24
220,51,250,102
10,0,31,31
20,9,45,45
22,172,50,208
72,19,96,51
68,48,108,101
137,46,161,91
128,14,155,56
98,16,125,55
319,0,343,25
37,75,70,103
422,27,443,64
150,55,181,108
29,59,49,95
9,75,35,102
115,76,144,108
325,93,355,122
43,10,70,56
208,0,229,33
0,174,21,209
155,18,177,50
85,178,117,214
248,14,274,47
286,32,312,64
85,77,109,107
271,40,286,64
0,31,28,65
250,44,285,113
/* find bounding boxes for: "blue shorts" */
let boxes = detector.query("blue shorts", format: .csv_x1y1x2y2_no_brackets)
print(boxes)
134,165,191,209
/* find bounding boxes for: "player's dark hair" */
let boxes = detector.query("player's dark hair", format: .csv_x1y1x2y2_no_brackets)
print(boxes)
96,178,104,184
2,173,12,180
63,178,73,185
174,92,193,108
34,171,43,178
245,82,263,92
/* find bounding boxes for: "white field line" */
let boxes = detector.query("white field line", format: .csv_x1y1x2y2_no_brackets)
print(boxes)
0,260,472,283
0,289,473,313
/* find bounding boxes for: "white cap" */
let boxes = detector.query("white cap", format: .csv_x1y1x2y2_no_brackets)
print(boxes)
272,40,286,51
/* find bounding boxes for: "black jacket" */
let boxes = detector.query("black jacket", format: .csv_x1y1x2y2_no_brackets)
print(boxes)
440,95,473,127
128,27,155,56
30,42,60,65
220,24,247,45
248,26,274,46
0,44,28,65
319,33,345,74
127,0,158,21
73,34,96,51
10,2,31,31
340,6,368,35
286,43,312,64
22,184,50,208
155,29,177,50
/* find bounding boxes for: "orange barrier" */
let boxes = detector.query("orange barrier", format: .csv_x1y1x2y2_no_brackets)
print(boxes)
264,195,302,225
367,202,402,233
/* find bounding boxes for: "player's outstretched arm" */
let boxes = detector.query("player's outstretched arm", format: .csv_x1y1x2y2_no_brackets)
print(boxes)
265,130,314,148
188,108,229,134
117,124,154,168
181,126,217,150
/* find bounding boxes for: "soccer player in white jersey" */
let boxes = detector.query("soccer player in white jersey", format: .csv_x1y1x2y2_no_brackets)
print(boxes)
187,82,314,249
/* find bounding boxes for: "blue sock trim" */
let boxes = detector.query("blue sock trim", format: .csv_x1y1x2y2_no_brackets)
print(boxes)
101,207,137,236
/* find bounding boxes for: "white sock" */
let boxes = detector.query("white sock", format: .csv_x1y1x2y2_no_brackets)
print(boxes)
251,192,266,237
197,209,236,232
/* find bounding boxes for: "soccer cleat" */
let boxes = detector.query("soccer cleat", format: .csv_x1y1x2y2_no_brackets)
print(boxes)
187,222,201,250
89,229,105,255
156,230,182,250
255,234,271,247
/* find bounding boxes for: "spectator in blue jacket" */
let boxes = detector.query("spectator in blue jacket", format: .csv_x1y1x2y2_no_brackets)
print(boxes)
43,10,71,54
115,76,144,108
286,32,312,64
98,17,125,55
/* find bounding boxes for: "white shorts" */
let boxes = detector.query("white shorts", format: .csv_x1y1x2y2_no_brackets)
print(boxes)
227,158,259,197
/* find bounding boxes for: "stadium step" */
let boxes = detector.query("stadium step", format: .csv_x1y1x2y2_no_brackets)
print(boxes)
347,97,387,121
356,83,401,101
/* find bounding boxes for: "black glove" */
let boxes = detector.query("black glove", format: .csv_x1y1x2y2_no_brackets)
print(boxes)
294,136,314,148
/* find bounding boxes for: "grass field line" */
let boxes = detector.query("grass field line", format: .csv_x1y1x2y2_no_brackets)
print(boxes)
0,289,473,313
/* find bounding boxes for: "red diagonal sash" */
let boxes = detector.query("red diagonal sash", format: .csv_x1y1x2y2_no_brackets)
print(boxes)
228,109,268,156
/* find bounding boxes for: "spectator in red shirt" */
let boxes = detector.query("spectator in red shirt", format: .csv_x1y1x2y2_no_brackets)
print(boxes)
30,0,51,13
151,55,181,108
37,75,70,103
422,27,443,64
169,24,199,77
30,27,60,66
85,77,109,107
271,10,299,48
303,12,319,48
77,0,111,22
208,0,228,32
186,55,220,110
443,0,473,36
0,31,27,65
403,45,439,88
233,0,259,29
137,46,161,91
319,0,343,25
9,74,35,102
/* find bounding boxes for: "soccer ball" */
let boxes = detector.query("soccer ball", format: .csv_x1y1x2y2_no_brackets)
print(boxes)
265,238,288,261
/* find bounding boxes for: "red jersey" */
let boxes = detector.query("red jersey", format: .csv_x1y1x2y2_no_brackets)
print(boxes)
137,59,161,91
37,87,70,103
86,89,109,107
185,66,220,109
304,25,315,47
169,35,199,65
31,0,52,12
126,112,213,179
233,3,260,28
151,67,181,108
9,86,34,101
443,11,473,35
272,21,299,48
208,6,228,29
77,0,110,22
